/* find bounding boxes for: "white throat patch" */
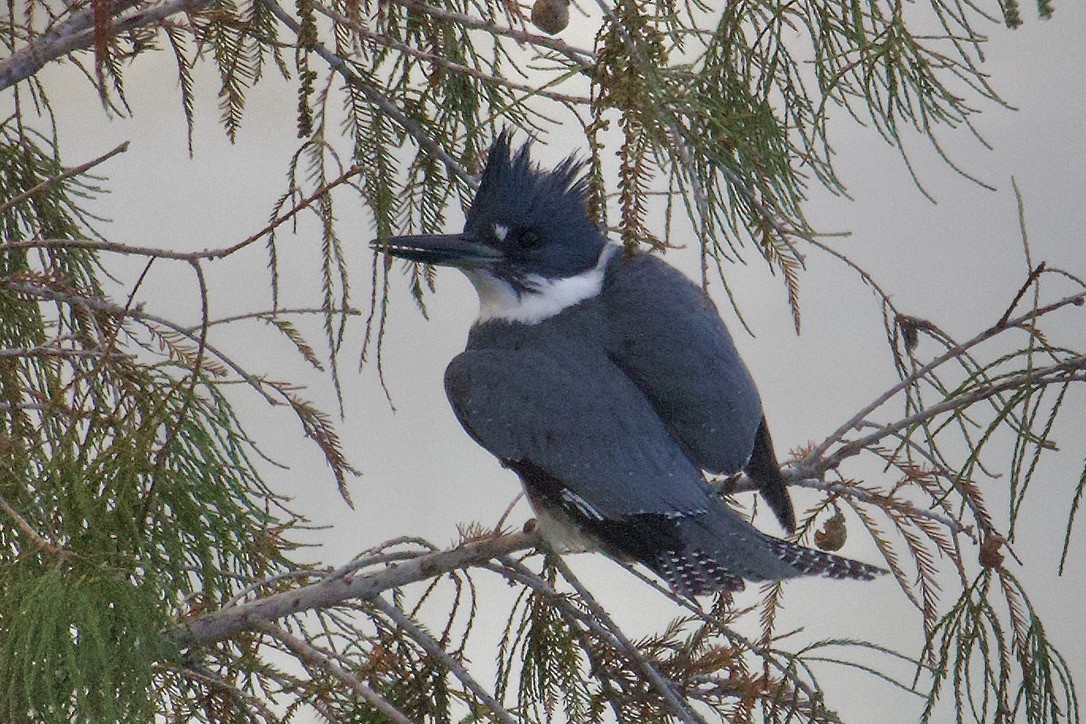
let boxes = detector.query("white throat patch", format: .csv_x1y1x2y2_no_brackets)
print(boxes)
462,244,617,325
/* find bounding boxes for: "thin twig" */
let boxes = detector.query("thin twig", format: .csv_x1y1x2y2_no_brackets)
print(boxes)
386,0,595,66
4,280,280,404
547,553,708,724
260,0,473,185
3,154,365,262
800,288,1086,471
222,569,325,608
371,597,518,724
182,665,282,723
716,471,970,535
0,345,124,359
255,621,415,724
822,355,1086,472
0,142,129,215
621,564,832,716
309,0,592,105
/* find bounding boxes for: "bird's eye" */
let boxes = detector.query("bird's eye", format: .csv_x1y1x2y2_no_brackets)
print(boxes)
519,228,544,250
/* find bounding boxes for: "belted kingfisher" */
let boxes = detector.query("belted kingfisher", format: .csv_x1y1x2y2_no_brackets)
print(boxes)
376,134,883,596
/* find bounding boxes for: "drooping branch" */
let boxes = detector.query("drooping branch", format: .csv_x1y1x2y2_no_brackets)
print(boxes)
0,142,129,215
259,0,473,184
370,597,520,724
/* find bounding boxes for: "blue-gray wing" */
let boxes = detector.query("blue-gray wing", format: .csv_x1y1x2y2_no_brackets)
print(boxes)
602,252,763,474
602,252,797,532
444,346,712,519
443,346,816,593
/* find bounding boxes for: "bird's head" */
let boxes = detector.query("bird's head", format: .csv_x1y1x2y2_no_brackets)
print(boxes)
375,134,612,324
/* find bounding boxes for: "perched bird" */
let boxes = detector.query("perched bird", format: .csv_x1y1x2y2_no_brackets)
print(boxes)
375,134,883,596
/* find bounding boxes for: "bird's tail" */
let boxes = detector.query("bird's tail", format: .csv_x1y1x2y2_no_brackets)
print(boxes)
650,513,886,597
758,536,887,583
745,417,797,533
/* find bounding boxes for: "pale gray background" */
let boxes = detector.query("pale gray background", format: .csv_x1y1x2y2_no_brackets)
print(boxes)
25,3,1086,720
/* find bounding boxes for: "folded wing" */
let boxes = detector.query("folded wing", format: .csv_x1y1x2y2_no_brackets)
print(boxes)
602,252,796,531
444,345,880,595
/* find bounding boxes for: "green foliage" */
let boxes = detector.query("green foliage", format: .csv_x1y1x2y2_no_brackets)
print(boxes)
921,570,1078,723
496,562,591,722
0,114,295,720
0,567,172,723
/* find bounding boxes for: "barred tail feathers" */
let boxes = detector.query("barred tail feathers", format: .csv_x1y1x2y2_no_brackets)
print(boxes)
651,517,886,597
759,536,887,582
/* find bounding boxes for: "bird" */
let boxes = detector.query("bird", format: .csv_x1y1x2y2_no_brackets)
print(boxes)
374,133,884,596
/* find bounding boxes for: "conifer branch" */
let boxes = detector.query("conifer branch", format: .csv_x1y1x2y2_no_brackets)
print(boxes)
2,280,281,404
371,597,520,724
255,621,415,724
259,0,473,184
176,531,536,646
0,142,128,215
0,491,68,558
548,553,709,724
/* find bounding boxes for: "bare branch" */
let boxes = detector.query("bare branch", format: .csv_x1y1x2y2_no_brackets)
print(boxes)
309,0,592,105
821,355,1086,473
800,288,1086,471
0,0,207,90
385,0,595,66
176,531,535,646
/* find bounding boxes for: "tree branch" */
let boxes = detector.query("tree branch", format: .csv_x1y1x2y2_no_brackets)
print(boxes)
821,355,1086,473
309,0,592,105
176,530,536,646
255,621,415,724
548,553,708,724
0,0,206,90
0,142,129,215
800,287,1086,471
259,0,473,185
385,0,595,66
371,597,519,724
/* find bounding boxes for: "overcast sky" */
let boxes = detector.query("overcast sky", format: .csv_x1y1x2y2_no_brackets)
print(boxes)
32,3,1086,720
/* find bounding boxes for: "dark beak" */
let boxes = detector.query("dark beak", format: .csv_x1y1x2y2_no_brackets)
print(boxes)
371,233,501,269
